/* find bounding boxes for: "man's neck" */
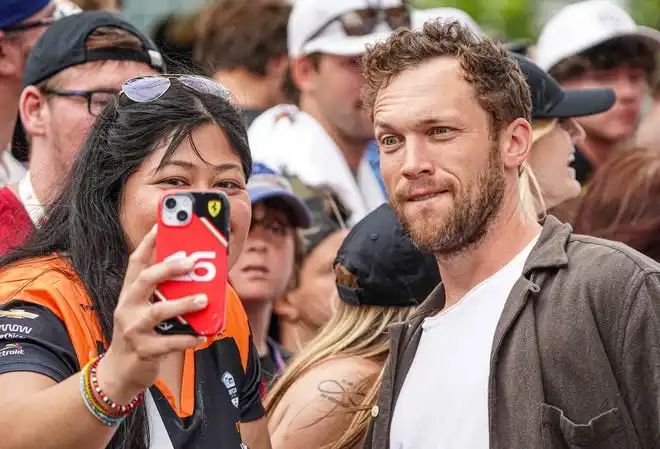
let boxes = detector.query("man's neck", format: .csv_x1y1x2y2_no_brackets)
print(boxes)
436,192,542,309
213,69,272,111
27,145,63,205
300,97,368,173
0,82,21,150
242,300,274,357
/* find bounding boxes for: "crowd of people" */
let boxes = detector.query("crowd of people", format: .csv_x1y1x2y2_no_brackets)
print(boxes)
0,0,658,448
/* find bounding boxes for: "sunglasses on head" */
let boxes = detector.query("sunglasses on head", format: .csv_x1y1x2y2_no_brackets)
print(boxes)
302,4,411,50
120,75,230,104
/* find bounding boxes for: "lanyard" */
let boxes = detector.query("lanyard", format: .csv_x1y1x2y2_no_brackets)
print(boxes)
266,337,286,377
18,173,46,227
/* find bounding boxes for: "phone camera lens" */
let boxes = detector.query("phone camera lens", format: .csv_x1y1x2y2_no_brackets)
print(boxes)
177,210,189,222
165,198,177,209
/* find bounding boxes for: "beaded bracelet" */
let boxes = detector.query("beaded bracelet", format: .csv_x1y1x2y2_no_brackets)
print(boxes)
80,359,123,427
88,355,144,416
79,356,144,426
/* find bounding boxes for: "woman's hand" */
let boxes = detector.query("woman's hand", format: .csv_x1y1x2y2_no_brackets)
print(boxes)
96,225,207,403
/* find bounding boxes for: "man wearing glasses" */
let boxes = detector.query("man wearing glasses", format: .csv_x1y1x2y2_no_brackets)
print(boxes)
248,0,410,226
0,0,78,186
0,11,165,254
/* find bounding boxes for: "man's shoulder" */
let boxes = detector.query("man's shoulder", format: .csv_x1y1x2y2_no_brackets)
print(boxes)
543,233,660,322
565,233,660,278
0,255,90,323
247,104,330,156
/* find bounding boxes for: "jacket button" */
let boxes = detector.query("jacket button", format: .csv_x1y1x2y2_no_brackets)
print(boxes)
371,405,379,417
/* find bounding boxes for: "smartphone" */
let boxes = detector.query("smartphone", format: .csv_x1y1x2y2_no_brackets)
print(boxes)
153,190,230,336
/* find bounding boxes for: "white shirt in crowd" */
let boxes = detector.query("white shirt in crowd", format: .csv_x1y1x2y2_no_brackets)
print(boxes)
390,234,540,449
247,104,386,226
0,149,26,187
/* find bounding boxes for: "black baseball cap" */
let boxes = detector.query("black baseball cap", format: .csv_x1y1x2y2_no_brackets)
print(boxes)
334,203,441,308
504,39,532,56
510,53,615,120
23,10,165,87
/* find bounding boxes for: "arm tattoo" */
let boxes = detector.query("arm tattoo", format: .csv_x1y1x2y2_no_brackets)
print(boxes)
317,379,366,409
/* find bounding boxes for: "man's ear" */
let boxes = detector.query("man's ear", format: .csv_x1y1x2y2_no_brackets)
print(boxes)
499,117,533,174
20,86,48,138
274,292,300,322
289,55,321,96
0,32,21,77
266,53,289,79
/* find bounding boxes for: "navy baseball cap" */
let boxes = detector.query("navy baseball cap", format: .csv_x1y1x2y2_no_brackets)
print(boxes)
247,163,312,228
0,0,50,30
334,203,441,308
511,53,615,120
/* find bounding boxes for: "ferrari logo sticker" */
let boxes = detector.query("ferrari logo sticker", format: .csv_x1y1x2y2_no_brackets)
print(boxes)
208,200,221,218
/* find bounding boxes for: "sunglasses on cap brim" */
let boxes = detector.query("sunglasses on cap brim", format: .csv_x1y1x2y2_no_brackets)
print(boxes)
119,75,230,104
303,5,411,50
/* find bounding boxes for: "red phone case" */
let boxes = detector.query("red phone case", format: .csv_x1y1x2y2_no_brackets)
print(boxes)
154,190,230,336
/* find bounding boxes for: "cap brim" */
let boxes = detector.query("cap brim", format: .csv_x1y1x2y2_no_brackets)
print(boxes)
636,26,660,48
548,29,660,71
248,187,312,228
301,30,392,57
505,39,532,55
544,88,615,119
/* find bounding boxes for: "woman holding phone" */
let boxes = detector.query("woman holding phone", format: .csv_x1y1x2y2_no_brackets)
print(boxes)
0,76,271,449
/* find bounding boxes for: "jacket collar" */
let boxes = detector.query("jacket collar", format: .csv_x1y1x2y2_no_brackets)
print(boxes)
413,215,571,319
522,215,571,274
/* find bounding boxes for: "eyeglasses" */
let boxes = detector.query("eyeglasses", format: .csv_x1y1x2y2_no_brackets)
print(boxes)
302,5,411,50
41,88,117,116
120,75,230,104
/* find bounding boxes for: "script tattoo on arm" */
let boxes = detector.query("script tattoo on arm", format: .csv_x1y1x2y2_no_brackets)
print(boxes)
317,379,366,410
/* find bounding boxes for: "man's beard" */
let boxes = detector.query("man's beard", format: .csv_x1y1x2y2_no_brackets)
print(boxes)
393,143,505,257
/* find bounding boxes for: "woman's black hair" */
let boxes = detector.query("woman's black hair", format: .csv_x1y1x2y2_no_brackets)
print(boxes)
0,79,252,449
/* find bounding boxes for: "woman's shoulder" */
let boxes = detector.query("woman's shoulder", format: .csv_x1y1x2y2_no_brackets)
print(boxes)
0,254,76,282
268,356,381,447
0,255,88,319
295,357,381,397
277,356,381,414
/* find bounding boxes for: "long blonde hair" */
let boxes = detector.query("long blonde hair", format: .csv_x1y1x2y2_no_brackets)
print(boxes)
519,118,557,218
266,296,415,449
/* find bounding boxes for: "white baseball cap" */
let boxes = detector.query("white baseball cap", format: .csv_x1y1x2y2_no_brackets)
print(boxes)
411,7,482,36
536,0,660,72
288,0,409,58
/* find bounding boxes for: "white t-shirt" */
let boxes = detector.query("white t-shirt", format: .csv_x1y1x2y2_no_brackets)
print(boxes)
0,150,26,187
390,234,540,449
247,104,386,225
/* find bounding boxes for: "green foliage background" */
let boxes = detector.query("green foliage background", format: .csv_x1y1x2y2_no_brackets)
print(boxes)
414,0,660,40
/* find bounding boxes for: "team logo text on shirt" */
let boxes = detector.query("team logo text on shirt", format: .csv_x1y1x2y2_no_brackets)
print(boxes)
0,309,39,320
222,371,239,408
0,343,24,357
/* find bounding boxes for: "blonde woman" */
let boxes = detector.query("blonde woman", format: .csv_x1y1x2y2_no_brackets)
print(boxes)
266,203,440,449
511,54,615,217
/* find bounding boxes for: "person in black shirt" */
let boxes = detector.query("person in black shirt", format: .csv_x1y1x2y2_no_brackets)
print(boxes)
230,163,312,387
0,75,270,449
